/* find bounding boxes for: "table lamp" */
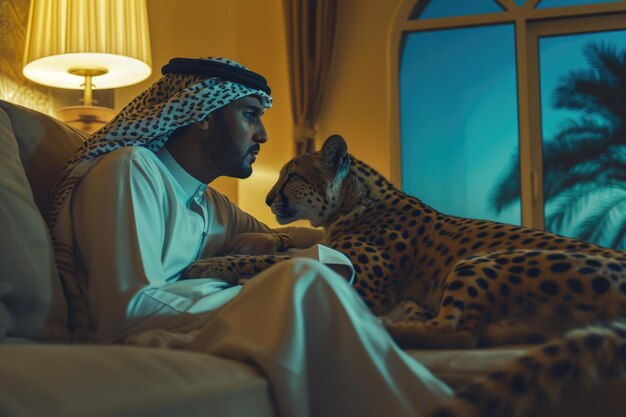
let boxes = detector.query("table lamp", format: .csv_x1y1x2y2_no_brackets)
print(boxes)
22,0,152,134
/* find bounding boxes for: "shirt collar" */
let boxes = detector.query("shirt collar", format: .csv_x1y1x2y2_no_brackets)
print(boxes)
156,146,208,204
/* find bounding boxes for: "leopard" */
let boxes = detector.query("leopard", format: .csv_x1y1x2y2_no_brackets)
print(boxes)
184,134,626,417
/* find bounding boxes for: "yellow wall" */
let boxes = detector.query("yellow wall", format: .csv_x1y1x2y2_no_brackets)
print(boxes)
116,0,405,226
232,0,295,227
318,0,404,183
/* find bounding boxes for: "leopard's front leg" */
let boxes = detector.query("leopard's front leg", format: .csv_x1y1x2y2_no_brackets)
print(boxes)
386,256,496,349
182,254,291,284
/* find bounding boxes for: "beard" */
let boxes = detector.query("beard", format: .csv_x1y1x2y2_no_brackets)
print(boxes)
202,111,255,179
208,137,253,179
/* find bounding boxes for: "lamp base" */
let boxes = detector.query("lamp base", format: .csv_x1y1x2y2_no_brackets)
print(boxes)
56,105,117,134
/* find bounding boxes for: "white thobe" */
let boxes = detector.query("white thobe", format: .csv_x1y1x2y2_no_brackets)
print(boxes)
72,146,274,342
71,145,451,417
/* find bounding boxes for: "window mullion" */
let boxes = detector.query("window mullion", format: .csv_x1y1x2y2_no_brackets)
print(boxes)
523,0,541,11
399,13,513,32
527,2,626,19
516,18,545,230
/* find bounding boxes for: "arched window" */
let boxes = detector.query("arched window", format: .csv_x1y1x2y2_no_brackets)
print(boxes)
391,0,626,248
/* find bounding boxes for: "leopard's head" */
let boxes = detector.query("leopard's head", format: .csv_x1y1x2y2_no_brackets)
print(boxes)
266,134,351,228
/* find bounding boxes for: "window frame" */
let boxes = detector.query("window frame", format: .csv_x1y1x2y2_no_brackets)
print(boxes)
390,0,626,229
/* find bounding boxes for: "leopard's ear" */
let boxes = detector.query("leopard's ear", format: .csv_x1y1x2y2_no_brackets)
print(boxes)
321,134,348,168
321,135,350,179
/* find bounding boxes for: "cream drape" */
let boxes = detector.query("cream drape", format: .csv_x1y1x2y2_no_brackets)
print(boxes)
283,0,338,154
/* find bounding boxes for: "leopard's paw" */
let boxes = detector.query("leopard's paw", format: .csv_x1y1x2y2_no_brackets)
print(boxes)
386,320,477,349
181,259,234,281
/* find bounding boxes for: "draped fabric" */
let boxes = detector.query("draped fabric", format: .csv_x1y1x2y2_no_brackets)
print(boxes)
283,0,338,154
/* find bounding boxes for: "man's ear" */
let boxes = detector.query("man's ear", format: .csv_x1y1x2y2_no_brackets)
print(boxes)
196,115,213,131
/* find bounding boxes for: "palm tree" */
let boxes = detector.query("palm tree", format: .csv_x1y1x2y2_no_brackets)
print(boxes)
490,42,626,249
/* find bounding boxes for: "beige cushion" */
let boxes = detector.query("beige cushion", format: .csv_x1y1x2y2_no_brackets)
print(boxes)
0,100,86,221
0,109,55,339
408,346,527,389
0,344,276,417
0,101,85,341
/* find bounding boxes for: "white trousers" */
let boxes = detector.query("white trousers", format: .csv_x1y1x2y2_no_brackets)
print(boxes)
187,258,452,417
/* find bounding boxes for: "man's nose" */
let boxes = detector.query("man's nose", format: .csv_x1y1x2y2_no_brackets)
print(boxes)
255,123,268,143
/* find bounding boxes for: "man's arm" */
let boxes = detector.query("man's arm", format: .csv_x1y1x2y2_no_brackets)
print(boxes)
272,226,325,249
208,188,324,254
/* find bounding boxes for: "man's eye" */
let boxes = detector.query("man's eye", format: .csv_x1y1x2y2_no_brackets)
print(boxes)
244,112,258,121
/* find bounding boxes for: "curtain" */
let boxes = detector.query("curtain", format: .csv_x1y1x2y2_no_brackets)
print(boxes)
283,0,338,155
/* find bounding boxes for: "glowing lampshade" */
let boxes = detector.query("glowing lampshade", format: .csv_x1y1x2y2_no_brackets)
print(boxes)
23,0,152,132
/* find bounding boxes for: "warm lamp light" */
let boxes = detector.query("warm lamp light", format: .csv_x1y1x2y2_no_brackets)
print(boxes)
23,0,152,133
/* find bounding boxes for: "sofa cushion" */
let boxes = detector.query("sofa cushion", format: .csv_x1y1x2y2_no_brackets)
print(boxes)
0,100,86,221
0,108,56,339
408,346,527,389
0,102,85,341
0,344,276,417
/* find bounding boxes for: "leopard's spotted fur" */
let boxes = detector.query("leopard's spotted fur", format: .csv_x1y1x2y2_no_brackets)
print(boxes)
184,134,626,417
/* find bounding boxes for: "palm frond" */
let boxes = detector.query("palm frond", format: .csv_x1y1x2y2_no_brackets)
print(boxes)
544,161,603,200
610,216,626,249
542,120,612,178
553,42,626,122
545,186,596,231
489,40,626,234
574,190,626,244
585,43,626,120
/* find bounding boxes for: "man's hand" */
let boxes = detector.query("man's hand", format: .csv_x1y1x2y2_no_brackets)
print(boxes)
219,232,292,255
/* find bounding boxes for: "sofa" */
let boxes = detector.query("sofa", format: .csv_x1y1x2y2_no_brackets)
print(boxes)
1,99,624,417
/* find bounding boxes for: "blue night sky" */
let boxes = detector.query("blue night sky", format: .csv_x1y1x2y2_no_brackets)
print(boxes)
400,23,520,224
399,9,626,235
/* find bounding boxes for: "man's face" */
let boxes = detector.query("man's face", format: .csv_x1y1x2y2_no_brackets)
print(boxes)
202,95,268,179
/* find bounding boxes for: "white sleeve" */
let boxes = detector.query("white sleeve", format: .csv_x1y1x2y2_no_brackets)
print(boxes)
72,151,239,342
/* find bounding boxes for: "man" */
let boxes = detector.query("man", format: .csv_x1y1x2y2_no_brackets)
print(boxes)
50,57,451,417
